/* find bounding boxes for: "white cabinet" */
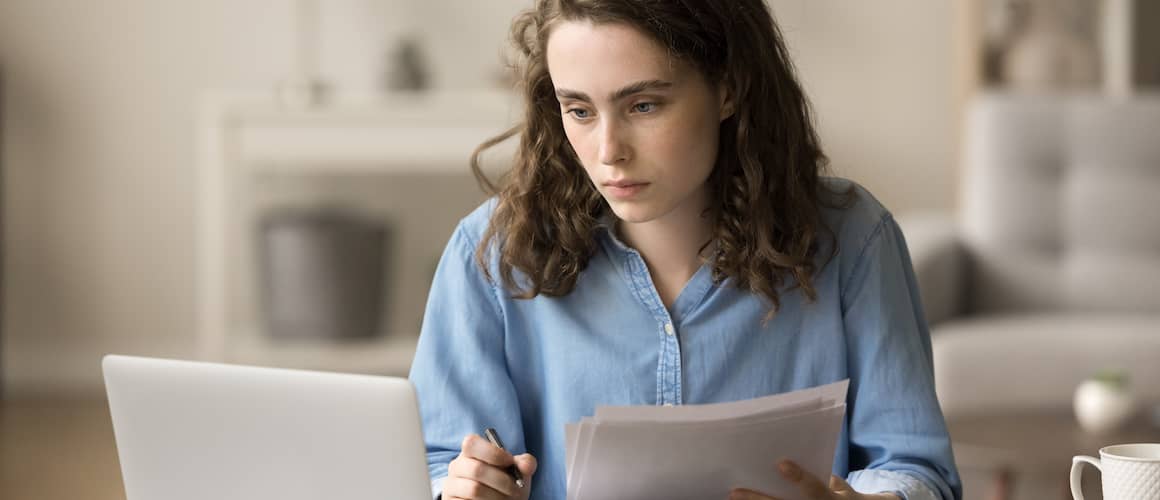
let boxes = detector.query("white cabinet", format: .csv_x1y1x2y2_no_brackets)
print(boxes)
196,90,518,375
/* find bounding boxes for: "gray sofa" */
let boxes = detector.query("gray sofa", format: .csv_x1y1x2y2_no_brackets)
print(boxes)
900,92,1160,418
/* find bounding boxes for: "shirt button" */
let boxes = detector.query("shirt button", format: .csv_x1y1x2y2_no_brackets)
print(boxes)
664,323,675,336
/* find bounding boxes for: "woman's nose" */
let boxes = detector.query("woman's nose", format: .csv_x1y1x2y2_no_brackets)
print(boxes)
597,119,631,165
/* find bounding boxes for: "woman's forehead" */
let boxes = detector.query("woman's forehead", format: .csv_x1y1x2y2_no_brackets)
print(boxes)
546,20,694,94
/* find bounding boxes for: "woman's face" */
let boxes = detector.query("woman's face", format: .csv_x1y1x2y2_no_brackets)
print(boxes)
546,20,731,225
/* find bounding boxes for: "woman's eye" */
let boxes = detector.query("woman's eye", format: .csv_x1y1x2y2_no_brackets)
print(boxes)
632,102,657,113
567,108,591,119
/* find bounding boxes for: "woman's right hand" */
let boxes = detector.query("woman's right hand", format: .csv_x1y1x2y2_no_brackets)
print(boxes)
443,433,538,500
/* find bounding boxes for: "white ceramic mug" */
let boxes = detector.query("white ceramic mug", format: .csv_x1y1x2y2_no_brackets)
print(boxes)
1071,443,1160,500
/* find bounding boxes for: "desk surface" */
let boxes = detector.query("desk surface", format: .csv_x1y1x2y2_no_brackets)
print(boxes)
947,410,1160,470
6,399,1157,500
0,398,126,500
947,410,1160,499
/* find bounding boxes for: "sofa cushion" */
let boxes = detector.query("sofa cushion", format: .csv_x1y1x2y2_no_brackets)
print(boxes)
931,313,1160,417
960,94,1160,313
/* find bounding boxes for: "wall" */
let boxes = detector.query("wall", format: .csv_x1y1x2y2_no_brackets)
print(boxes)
771,1,958,213
0,0,958,395
1,1,298,395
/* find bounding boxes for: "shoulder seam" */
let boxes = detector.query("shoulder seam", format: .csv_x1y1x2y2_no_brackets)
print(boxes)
839,211,894,305
452,221,506,319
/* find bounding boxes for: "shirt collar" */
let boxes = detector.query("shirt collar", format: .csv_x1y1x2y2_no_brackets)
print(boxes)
594,212,722,267
594,211,637,254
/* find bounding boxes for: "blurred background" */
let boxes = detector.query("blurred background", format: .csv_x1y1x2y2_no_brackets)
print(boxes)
1,0,1158,499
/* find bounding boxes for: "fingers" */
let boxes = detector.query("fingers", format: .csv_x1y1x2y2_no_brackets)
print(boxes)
447,434,527,498
728,488,782,500
778,460,832,499
448,456,519,497
514,453,538,479
442,476,509,500
829,474,854,493
460,434,516,467
730,462,848,500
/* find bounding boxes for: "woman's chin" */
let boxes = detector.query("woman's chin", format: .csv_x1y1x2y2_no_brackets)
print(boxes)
605,200,650,223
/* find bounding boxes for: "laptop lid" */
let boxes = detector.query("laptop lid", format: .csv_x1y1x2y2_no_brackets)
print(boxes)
103,355,432,500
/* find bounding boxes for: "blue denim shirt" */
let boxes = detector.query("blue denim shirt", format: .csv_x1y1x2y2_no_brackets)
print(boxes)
409,178,962,500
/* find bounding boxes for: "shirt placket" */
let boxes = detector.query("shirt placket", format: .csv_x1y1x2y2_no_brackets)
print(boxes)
623,250,683,406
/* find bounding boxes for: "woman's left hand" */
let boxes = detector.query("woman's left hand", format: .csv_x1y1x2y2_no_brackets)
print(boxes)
727,460,900,500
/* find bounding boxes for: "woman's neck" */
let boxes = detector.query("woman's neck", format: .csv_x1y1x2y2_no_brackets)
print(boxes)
616,191,714,308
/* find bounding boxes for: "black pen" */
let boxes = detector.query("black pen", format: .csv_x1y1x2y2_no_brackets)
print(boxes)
483,427,525,488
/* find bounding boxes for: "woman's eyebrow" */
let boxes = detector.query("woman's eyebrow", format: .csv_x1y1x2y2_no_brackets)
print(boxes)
555,79,675,102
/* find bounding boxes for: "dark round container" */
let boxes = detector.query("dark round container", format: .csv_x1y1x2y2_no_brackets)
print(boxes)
258,209,387,340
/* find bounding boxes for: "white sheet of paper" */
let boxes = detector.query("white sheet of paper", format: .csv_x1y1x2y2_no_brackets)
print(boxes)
564,380,850,500
570,404,839,500
594,379,847,422
570,404,845,500
567,380,847,474
564,422,578,485
564,417,596,497
569,405,823,494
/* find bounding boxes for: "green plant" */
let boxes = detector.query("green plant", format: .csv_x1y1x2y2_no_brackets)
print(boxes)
1090,369,1130,390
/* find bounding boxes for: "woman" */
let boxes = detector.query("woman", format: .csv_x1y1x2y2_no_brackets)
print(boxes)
409,1,962,499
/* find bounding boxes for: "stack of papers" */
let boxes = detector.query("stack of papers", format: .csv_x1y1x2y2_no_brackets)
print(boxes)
564,380,849,500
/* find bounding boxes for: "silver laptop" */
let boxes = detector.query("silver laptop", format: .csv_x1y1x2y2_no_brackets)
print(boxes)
103,355,433,500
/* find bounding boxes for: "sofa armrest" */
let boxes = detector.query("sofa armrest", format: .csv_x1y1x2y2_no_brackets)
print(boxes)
895,212,967,327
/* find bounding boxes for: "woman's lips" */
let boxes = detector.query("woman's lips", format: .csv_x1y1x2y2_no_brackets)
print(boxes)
603,181,650,199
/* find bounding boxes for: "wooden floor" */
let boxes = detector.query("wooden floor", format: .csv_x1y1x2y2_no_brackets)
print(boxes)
0,398,126,500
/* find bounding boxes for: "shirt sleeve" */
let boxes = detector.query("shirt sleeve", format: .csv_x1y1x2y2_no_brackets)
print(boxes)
839,213,963,500
408,222,526,500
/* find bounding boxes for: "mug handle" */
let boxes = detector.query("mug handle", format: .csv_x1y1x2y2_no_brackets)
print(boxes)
1070,455,1102,500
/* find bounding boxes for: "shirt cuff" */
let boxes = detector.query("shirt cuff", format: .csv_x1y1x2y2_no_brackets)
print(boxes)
846,469,941,500
431,475,445,500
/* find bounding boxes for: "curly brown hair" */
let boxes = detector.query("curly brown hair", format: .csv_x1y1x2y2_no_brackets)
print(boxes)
471,0,852,317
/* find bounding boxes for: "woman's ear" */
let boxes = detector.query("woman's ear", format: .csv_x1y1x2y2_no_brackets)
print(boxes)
718,83,735,121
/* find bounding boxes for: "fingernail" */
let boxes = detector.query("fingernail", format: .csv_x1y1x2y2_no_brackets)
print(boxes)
778,461,800,480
